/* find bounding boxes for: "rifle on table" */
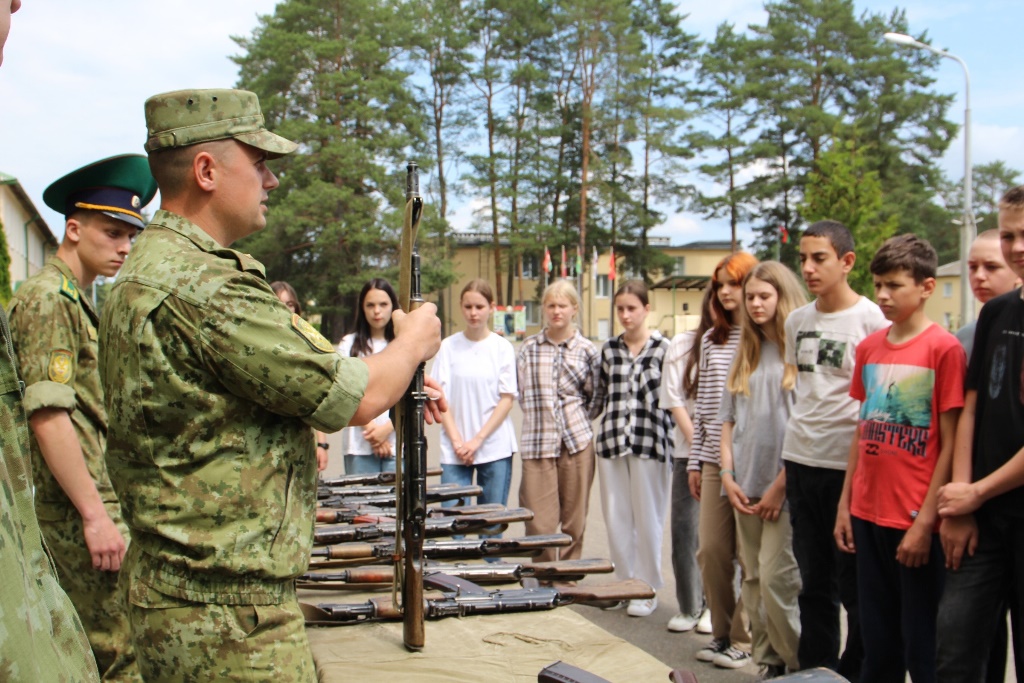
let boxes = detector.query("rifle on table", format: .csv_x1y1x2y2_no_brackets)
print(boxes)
320,467,442,489
309,533,571,564
298,558,615,589
318,483,481,509
394,160,427,651
315,502,506,525
313,507,533,545
318,480,473,500
299,576,654,625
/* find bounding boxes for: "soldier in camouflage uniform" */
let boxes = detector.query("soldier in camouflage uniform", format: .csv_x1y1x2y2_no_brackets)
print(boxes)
99,88,442,682
8,155,157,682
0,1,101,680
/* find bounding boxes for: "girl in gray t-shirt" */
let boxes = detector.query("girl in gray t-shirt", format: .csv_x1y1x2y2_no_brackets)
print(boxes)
718,261,806,675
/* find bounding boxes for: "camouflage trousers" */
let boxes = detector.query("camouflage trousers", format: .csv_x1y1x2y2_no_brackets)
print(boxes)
125,583,317,683
38,503,140,682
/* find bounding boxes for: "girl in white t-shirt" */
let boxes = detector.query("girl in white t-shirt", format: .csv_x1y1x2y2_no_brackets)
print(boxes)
433,279,518,525
336,278,398,474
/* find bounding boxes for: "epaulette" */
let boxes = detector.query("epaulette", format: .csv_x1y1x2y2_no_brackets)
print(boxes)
59,274,80,303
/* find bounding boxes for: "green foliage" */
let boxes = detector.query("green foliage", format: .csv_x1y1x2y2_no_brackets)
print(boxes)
800,136,897,296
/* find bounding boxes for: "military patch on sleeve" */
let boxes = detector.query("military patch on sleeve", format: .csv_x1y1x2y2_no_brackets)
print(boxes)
59,275,79,302
47,350,74,384
291,314,334,353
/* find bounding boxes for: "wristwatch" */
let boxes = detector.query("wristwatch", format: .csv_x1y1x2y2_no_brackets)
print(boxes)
316,442,329,450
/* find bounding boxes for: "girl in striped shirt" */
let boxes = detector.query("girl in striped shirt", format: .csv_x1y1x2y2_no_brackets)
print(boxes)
691,251,758,669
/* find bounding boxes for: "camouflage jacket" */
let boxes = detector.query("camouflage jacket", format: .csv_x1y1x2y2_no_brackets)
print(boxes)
8,257,117,517
99,210,368,605
0,310,99,681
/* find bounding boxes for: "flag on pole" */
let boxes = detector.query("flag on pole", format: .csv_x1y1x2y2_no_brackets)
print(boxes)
608,245,616,282
542,246,551,274
575,248,582,277
560,245,567,278
779,225,789,244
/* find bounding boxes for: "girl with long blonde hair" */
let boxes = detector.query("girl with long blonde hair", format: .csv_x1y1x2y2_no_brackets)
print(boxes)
719,261,807,677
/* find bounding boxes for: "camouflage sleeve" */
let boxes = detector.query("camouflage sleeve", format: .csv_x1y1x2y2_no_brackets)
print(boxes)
8,293,78,417
200,274,367,432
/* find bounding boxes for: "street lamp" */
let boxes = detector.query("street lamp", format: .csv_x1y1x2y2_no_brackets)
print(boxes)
884,32,974,327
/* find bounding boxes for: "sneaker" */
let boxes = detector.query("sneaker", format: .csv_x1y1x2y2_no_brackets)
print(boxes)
758,664,786,679
712,645,752,669
667,612,699,632
627,596,658,617
695,608,712,634
695,638,729,663
600,600,627,611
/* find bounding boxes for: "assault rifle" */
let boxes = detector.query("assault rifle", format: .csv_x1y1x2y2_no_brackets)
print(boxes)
312,507,533,545
318,480,471,500
299,575,654,625
297,558,615,588
317,483,481,509
315,502,506,525
319,467,442,488
394,160,427,650
309,533,571,564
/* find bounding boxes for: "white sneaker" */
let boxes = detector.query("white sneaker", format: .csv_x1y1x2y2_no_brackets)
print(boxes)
626,596,657,617
696,608,713,634
712,644,752,669
667,612,699,632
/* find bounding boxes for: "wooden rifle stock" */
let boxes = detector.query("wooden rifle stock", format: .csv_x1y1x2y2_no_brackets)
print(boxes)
313,507,532,545
299,578,654,626
309,534,572,563
298,557,615,588
320,466,441,488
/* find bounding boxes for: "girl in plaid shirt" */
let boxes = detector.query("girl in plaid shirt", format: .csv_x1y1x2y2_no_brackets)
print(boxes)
594,280,674,617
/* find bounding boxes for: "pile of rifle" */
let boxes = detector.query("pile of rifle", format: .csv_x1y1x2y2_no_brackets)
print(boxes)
301,162,653,653
301,468,655,636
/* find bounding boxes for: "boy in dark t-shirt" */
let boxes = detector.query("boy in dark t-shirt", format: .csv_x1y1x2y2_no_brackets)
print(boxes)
935,185,1024,682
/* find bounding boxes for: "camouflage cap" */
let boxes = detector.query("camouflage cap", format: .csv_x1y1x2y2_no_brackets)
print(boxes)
144,89,298,159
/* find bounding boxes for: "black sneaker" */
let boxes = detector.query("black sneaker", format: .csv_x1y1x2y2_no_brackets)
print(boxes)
758,664,786,679
712,644,751,669
695,638,729,662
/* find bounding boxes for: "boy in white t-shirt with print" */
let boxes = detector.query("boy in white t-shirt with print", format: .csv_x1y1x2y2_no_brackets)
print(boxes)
783,220,888,680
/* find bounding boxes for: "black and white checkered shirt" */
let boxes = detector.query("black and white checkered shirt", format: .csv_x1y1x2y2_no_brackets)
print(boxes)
594,332,674,462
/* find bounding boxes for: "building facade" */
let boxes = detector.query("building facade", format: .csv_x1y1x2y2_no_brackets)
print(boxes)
443,232,732,341
0,172,57,293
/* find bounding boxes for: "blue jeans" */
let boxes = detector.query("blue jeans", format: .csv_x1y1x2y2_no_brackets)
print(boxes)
852,517,943,683
344,454,395,475
937,510,1024,683
441,457,512,561
785,461,862,681
440,457,513,511
670,459,704,617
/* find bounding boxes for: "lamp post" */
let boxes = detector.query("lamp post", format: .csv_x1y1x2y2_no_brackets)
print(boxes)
884,32,974,326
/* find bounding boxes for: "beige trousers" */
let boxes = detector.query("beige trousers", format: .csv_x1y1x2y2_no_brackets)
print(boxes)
697,462,750,646
519,443,595,564
735,509,802,670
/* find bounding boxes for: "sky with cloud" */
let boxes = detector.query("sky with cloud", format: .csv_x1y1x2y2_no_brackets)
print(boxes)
0,0,1018,249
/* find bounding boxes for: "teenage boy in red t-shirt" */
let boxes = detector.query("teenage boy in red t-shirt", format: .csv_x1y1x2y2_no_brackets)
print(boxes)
835,234,965,683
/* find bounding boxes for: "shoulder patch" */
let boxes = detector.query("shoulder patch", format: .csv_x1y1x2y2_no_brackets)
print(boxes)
59,275,79,302
292,314,334,353
47,350,74,384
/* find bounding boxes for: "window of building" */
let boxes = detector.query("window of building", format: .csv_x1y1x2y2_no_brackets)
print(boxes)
596,275,611,298
668,256,685,275
525,301,541,325
521,254,539,279
943,282,953,298
943,312,953,329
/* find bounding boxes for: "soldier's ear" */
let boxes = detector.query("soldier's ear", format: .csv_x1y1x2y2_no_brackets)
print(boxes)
193,150,218,192
63,217,83,246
